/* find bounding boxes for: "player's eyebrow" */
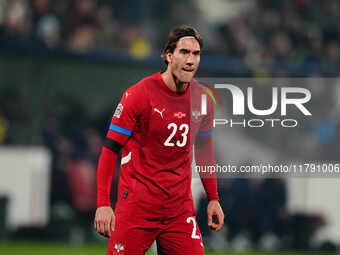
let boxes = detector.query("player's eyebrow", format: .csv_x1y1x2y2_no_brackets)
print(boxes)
179,48,190,54
179,48,201,55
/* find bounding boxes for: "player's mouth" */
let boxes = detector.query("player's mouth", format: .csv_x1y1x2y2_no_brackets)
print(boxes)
182,68,194,73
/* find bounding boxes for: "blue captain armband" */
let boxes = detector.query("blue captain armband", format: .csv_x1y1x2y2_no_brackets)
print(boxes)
198,130,213,136
109,124,132,136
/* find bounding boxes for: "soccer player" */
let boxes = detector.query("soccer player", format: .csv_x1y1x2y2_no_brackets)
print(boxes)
94,25,224,255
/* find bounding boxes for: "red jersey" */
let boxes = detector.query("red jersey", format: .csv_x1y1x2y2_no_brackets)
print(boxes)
106,72,214,220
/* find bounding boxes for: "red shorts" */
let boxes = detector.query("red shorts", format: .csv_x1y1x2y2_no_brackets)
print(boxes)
107,208,205,255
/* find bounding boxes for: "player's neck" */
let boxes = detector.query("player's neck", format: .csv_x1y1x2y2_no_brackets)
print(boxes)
161,70,188,94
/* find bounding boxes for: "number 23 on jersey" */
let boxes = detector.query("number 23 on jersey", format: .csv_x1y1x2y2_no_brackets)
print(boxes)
164,123,189,147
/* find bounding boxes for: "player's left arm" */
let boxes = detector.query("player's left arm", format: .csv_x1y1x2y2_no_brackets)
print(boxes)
195,87,224,231
195,135,224,232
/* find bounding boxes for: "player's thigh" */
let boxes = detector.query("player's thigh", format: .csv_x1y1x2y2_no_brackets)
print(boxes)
107,212,158,255
157,215,204,255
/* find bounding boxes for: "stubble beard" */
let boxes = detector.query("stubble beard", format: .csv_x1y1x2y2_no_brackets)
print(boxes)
171,71,191,94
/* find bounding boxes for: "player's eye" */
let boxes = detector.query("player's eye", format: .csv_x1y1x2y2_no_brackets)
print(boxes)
180,49,190,55
193,51,200,56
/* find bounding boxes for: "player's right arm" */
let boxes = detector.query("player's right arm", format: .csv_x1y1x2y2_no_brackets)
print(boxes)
94,85,146,237
94,143,121,237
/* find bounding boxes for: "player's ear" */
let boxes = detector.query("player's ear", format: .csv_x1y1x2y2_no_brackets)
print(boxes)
165,51,172,64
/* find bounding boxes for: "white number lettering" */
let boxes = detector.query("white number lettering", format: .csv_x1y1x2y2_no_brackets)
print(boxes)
186,217,200,239
164,123,177,146
176,124,189,147
164,123,189,147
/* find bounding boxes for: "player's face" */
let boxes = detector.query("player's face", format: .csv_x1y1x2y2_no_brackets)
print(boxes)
167,37,201,83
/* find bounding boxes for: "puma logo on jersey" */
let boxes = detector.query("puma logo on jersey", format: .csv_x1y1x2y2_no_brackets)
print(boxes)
154,108,165,118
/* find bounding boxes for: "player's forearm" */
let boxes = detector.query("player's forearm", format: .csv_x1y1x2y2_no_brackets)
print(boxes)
201,178,219,201
96,146,118,207
195,135,219,201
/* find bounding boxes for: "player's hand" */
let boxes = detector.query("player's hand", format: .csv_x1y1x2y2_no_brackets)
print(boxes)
94,206,115,238
207,200,224,232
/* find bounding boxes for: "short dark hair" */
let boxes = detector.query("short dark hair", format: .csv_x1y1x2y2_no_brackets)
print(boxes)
162,25,203,65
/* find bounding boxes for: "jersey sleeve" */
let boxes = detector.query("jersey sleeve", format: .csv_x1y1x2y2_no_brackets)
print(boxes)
198,92,214,137
195,135,219,201
97,84,146,208
96,147,118,207
195,88,218,200
107,85,146,145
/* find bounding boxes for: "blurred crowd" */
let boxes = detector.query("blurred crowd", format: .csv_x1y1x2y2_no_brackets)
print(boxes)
0,0,339,73
216,0,340,75
0,89,113,241
0,0,152,54
0,0,186,56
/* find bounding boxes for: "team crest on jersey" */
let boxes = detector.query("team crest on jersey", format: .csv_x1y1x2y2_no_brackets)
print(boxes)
192,110,201,119
191,110,202,123
114,103,124,118
112,240,126,255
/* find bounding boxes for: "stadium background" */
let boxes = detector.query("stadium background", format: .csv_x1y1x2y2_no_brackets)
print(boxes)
0,0,339,254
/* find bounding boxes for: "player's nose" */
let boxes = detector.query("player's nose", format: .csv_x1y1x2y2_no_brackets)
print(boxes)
186,54,195,65
187,52,198,64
